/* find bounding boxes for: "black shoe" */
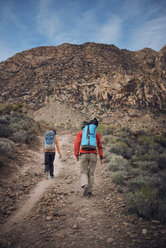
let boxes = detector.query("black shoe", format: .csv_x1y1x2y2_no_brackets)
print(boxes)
88,192,93,198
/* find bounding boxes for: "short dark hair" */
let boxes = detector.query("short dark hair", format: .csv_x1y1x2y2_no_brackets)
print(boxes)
52,129,56,134
91,118,98,126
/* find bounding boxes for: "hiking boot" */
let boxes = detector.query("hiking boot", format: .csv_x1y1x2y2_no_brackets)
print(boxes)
83,184,89,196
45,172,49,179
50,175,54,179
88,192,93,198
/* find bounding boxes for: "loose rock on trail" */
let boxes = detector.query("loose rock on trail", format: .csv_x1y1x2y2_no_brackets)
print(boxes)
0,132,165,248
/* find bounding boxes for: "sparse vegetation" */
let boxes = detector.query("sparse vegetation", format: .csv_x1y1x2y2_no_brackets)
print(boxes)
98,124,116,136
102,124,166,223
0,103,23,115
0,103,40,165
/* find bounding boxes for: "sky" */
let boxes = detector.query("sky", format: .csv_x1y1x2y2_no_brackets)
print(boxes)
0,0,166,62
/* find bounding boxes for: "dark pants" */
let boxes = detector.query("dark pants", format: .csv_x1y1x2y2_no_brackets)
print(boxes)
44,152,55,176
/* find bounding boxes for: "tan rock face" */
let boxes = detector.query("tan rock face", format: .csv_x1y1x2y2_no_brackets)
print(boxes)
0,42,166,121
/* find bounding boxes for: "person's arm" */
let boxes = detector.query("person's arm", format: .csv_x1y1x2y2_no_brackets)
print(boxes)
55,136,62,158
43,139,45,153
74,132,82,161
96,132,103,164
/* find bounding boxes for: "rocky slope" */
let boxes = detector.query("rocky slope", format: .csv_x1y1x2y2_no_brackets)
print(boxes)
0,42,166,127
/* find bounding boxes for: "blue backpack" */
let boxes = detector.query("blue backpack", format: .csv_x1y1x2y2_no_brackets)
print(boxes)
43,130,56,150
81,122,97,151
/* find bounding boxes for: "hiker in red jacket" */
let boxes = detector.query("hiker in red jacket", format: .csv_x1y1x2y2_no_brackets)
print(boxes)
74,118,103,197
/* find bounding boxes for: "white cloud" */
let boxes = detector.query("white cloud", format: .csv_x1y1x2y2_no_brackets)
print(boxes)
94,16,122,44
36,0,62,43
0,42,15,62
130,16,166,50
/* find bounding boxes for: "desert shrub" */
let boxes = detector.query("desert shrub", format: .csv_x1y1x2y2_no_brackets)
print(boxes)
110,141,131,159
128,175,162,192
13,130,36,144
117,136,132,147
132,129,146,137
0,138,15,157
0,123,13,138
125,167,140,177
111,171,128,185
131,149,160,163
13,130,28,143
104,156,112,163
12,103,23,112
0,104,13,115
120,127,132,136
0,116,10,124
107,154,129,171
103,149,111,158
139,161,159,173
102,135,117,145
0,103,23,115
127,187,157,219
131,154,147,163
158,154,166,169
155,133,166,147
107,163,124,172
146,150,160,162
137,135,155,146
98,124,115,136
158,200,166,223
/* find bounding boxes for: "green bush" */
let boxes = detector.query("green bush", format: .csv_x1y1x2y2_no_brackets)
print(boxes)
137,135,155,147
137,161,159,173
111,171,128,185
125,167,140,177
0,103,23,115
107,154,129,171
13,130,36,144
131,150,160,163
107,163,124,172
110,141,131,159
102,135,117,145
127,187,157,219
103,156,112,163
158,200,166,223
98,124,115,136
0,116,10,124
12,103,23,112
128,175,162,191
155,133,166,147
158,154,166,169
0,123,13,138
0,138,15,158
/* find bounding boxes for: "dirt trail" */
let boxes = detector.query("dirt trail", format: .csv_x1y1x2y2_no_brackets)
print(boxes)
0,132,165,248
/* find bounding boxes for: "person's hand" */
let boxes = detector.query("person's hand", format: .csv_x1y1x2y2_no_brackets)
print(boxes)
100,159,103,164
59,154,62,159
76,156,79,161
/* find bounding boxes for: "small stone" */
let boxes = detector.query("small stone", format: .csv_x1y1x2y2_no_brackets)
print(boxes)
45,216,53,221
107,238,113,244
72,224,78,229
142,229,147,235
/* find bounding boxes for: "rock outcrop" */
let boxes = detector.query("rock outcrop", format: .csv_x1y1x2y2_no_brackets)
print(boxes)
0,42,166,124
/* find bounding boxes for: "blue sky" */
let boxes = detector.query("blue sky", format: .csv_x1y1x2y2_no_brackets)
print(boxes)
0,0,166,62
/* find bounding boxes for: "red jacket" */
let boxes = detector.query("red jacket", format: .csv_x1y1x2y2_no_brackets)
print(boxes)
74,130,103,159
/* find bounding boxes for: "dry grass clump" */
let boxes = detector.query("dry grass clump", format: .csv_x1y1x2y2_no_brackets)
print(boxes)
0,103,40,164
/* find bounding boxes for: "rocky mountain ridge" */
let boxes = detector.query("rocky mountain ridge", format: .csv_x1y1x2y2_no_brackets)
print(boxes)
0,42,166,127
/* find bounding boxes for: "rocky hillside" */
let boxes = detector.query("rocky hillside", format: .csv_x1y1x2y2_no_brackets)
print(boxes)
0,42,166,127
